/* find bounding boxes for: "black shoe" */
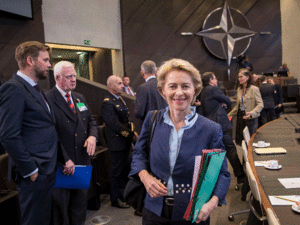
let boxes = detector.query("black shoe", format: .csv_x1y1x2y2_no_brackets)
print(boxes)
111,199,130,208
134,210,143,217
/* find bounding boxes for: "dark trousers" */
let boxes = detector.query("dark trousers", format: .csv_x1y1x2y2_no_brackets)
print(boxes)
15,170,56,225
51,188,88,225
260,108,276,125
110,150,130,202
222,131,244,178
142,206,209,225
236,111,258,146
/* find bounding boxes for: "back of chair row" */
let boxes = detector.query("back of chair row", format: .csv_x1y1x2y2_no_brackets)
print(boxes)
266,208,281,225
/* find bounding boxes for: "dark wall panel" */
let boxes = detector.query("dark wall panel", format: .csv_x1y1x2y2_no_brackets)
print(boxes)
0,0,45,84
121,0,282,90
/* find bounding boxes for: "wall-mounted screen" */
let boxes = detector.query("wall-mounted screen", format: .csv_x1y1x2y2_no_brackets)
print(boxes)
0,0,33,19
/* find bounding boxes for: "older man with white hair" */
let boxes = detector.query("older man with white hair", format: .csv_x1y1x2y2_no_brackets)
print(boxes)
101,75,138,208
45,61,98,225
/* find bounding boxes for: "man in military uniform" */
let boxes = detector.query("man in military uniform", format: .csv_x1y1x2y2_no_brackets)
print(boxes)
101,75,138,208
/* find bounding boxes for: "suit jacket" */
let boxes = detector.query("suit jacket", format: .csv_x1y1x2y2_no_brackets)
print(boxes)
274,84,283,106
242,61,253,71
259,83,275,109
200,85,232,131
134,77,167,122
130,110,231,220
45,87,98,165
228,85,264,119
0,74,58,177
101,92,134,151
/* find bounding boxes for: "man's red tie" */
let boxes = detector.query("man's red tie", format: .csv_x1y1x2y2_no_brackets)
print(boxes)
128,87,134,96
65,93,76,114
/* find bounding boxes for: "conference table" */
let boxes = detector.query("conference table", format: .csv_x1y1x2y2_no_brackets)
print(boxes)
248,114,300,224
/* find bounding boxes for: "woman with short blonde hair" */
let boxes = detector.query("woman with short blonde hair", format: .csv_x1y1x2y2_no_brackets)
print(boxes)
130,58,230,224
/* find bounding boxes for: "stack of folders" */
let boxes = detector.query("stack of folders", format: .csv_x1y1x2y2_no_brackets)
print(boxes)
184,149,226,223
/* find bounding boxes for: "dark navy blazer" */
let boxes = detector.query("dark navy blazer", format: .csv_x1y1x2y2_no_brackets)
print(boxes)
134,77,167,122
45,87,98,165
0,74,58,177
130,109,231,221
101,92,134,151
259,83,275,109
200,85,232,132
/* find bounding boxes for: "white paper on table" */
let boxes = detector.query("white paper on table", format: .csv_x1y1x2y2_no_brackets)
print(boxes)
254,160,275,166
278,177,300,189
191,155,202,200
269,195,300,205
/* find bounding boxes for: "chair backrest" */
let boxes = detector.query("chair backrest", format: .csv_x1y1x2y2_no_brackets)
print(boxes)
266,208,281,225
245,162,262,203
97,125,107,147
242,140,249,163
0,153,16,190
243,126,251,146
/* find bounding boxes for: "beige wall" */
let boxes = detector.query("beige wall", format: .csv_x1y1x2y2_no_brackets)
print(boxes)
42,0,124,76
42,0,122,49
281,0,300,79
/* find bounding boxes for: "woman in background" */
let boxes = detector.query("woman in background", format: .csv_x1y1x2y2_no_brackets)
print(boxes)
228,69,263,145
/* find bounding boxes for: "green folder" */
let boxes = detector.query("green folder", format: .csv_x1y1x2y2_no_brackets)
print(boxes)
192,151,226,223
189,152,213,220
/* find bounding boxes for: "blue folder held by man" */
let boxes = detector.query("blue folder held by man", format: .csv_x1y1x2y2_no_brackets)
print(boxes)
54,165,93,189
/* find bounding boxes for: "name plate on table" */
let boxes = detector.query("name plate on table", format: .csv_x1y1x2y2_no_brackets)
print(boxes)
255,147,287,155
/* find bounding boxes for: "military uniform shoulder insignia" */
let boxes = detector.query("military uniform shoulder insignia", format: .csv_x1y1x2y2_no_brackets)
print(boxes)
104,98,109,101
121,131,129,137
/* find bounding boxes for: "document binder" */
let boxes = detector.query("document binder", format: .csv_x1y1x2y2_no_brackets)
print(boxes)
54,165,93,189
183,149,226,222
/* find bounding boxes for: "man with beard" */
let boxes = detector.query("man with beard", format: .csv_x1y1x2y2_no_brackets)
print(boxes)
0,41,58,225
45,61,98,225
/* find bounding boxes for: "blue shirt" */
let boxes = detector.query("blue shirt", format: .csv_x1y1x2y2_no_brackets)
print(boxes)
163,106,198,196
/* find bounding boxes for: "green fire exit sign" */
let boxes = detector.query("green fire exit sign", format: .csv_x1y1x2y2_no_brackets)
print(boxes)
84,40,91,46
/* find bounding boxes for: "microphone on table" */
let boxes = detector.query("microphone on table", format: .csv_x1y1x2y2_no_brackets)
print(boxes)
284,117,300,133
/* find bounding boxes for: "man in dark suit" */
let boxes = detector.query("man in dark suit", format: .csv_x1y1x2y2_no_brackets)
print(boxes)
0,41,57,225
200,72,245,184
45,61,98,225
123,75,135,96
267,77,283,118
241,55,253,71
134,60,167,129
259,75,276,125
101,75,138,208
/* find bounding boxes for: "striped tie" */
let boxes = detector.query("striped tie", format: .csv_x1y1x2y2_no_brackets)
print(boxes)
65,93,76,114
